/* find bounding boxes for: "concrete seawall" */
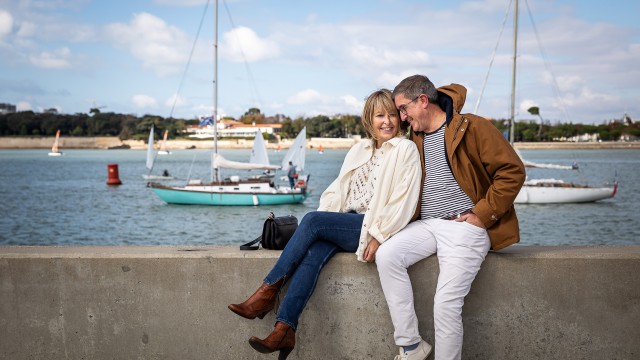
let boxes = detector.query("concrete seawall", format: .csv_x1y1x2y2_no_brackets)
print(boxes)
1,246,639,359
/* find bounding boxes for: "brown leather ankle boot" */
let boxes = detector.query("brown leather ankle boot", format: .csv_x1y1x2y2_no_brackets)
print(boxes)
228,278,284,319
248,321,295,360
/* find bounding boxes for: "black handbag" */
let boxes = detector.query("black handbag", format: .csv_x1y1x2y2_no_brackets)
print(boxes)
240,212,298,250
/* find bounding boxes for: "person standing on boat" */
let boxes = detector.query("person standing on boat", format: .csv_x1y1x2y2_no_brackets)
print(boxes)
228,89,422,360
375,75,526,360
287,161,297,188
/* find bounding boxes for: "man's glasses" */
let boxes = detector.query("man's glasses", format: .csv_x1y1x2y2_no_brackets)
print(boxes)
398,95,420,115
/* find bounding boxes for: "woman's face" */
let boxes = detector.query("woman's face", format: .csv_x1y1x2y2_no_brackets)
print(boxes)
372,107,399,148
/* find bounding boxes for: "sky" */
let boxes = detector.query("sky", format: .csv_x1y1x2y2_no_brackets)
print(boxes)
0,0,638,125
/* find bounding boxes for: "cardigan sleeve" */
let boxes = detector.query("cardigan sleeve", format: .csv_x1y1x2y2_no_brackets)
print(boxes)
365,141,421,245
317,177,341,212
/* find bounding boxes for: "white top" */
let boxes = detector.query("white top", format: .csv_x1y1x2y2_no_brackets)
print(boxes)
318,137,422,262
343,148,381,214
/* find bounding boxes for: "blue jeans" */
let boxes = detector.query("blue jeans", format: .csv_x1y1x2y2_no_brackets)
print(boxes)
263,211,363,330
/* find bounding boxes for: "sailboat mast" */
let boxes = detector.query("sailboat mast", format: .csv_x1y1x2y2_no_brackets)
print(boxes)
212,0,219,182
509,0,519,145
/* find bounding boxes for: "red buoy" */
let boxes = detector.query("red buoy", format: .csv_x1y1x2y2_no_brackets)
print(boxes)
106,164,122,185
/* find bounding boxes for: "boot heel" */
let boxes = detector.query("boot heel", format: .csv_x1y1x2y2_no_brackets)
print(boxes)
278,348,293,360
257,311,267,319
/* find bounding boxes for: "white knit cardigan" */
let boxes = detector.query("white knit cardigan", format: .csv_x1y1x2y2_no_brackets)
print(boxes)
317,137,422,262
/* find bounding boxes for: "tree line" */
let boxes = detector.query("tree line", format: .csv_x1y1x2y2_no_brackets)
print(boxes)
0,108,637,142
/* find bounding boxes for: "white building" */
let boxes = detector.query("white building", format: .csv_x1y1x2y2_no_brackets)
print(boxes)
185,119,283,139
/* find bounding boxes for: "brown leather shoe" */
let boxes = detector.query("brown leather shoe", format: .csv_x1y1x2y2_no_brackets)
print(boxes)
248,321,295,360
228,278,284,319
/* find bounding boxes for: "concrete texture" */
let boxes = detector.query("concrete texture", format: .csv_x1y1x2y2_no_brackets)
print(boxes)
1,246,639,359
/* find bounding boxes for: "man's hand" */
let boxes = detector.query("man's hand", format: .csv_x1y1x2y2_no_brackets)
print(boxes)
457,212,486,228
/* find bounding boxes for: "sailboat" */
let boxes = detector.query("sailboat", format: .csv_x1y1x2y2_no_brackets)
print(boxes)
158,130,171,155
318,144,324,154
149,129,308,205
148,2,309,206
143,125,174,180
48,130,63,156
485,0,616,204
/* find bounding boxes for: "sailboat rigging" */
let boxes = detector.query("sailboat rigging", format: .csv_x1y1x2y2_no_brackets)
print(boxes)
148,0,309,206
484,0,616,204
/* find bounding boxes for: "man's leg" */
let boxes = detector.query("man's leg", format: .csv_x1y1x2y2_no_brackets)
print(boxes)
431,220,490,360
376,220,437,347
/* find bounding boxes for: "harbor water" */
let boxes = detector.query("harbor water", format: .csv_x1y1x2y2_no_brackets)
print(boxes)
0,148,638,247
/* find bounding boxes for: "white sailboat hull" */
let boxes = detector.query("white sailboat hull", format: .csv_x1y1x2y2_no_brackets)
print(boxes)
515,180,617,204
48,152,63,156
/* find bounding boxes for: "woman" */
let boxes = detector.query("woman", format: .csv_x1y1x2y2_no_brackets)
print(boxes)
228,89,422,359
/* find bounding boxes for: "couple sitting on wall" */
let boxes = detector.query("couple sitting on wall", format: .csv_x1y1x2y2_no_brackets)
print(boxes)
228,74,526,360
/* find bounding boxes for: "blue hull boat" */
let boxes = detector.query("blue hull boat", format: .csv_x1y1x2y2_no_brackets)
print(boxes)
149,178,308,206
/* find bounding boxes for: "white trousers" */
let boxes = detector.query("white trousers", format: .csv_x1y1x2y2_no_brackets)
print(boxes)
376,219,490,360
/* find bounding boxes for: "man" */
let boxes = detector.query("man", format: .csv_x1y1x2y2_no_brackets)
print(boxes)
376,75,525,360
287,161,297,188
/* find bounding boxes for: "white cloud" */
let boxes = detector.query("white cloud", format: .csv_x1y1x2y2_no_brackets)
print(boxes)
105,12,192,76
287,89,325,105
552,73,584,93
284,89,364,117
16,101,32,112
220,26,280,63
29,47,71,68
164,93,186,107
348,44,430,68
132,94,158,108
16,21,35,38
340,94,363,113
0,10,13,40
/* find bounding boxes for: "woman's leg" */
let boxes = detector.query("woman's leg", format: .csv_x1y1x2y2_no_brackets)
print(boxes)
269,211,363,330
263,211,363,286
230,212,363,321
276,240,338,330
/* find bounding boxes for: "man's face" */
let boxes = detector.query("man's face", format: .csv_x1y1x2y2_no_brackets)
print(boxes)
395,94,424,132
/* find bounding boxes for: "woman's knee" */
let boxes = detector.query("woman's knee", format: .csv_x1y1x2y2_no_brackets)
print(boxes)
299,211,324,227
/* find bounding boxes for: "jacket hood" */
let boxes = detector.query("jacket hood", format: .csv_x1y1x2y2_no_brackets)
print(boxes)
436,84,467,124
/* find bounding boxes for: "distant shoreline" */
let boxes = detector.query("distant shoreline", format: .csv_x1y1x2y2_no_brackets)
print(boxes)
0,136,638,150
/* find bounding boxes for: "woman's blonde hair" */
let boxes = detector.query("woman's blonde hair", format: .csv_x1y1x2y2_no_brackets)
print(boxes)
361,89,407,141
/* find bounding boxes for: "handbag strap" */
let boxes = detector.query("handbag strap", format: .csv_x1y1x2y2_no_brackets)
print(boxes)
240,235,262,251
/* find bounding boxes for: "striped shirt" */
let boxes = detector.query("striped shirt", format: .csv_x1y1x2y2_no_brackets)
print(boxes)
421,125,474,219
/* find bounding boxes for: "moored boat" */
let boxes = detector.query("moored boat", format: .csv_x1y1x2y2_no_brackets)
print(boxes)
515,179,617,204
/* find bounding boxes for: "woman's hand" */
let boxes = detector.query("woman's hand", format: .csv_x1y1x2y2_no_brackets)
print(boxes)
364,239,380,263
